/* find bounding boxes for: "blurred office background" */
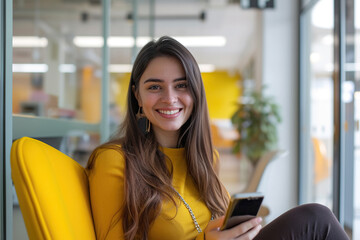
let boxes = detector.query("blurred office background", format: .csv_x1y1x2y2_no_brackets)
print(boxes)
1,0,360,239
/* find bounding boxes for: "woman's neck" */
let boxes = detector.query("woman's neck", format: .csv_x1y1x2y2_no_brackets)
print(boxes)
153,128,180,148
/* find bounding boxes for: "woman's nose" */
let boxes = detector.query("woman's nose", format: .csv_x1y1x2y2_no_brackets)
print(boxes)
161,89,177,104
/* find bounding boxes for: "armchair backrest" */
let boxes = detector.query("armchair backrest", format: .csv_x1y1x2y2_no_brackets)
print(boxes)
243,150,281,193
11,137,96,240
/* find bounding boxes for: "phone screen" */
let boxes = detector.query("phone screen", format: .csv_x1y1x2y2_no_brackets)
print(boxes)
221,193,264,230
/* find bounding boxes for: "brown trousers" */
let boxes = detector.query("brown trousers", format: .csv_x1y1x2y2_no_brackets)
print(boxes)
255,203,349,240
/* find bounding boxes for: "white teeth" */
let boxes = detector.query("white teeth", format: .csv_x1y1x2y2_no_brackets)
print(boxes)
158,109,180,115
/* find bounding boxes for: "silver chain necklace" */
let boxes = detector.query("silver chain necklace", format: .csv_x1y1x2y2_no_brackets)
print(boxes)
173,189,214,233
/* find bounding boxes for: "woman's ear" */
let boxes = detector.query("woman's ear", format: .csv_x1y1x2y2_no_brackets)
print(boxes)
132,85,142,107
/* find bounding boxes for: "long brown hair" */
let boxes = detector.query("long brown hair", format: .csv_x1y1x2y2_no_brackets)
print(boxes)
87,36,229,239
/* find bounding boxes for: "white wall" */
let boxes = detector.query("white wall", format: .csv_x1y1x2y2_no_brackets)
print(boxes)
257,0,299,222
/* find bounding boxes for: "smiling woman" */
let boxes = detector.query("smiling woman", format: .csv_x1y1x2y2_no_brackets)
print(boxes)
85,36,349,240
86,36,229,240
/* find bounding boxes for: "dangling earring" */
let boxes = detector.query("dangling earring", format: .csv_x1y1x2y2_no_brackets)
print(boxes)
136,107,151,134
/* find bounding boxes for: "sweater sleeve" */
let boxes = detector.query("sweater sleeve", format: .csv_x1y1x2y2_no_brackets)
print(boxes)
87,148,126,240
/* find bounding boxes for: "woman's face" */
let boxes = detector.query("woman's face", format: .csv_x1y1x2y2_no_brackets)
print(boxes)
135,56,194,146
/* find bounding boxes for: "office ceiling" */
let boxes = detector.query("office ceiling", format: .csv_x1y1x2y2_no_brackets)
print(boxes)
13,0,259,72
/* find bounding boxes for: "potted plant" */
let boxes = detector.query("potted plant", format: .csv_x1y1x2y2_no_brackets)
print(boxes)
231,87,281,165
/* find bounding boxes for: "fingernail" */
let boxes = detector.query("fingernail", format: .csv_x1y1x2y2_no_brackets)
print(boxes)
257,217,263,223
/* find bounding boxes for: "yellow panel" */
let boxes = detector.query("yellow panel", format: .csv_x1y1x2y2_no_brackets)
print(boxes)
81,67,101,123
202,71,242,119
112,73,131,116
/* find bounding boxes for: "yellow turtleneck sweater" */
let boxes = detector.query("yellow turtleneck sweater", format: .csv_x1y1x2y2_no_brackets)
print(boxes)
87,147,212,240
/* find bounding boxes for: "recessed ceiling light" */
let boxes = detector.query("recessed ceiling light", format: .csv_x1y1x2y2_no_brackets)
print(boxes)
13,36,48,48
59,64,77,73
13,64,48,73
108,64,133,73
73,36,103,48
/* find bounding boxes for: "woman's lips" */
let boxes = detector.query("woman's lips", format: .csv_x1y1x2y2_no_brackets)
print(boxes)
157,109,182,118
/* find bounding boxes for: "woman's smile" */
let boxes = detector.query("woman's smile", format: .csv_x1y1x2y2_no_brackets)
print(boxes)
157,108,182,118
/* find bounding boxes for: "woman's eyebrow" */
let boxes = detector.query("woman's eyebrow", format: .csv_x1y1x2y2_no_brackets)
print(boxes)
143,77,186,84
143,78,162,84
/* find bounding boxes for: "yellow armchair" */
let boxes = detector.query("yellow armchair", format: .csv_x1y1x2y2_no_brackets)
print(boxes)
11,137,95,240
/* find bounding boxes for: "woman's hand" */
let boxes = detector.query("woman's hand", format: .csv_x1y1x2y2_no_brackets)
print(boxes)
204,216,262,240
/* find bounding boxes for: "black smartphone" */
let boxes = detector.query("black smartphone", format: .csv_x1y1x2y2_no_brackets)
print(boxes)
220,192,264,231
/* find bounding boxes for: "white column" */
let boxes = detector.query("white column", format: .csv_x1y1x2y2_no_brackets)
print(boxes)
257,0,299,222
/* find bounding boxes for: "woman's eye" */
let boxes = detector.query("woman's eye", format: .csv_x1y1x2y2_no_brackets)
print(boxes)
176,83,188,89
148,85,160,90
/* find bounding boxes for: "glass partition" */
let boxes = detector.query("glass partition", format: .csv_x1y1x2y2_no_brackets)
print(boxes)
351,0,360,237
13,1,103,123
108,0,134,135
300,0,334,208
12,1,104,239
